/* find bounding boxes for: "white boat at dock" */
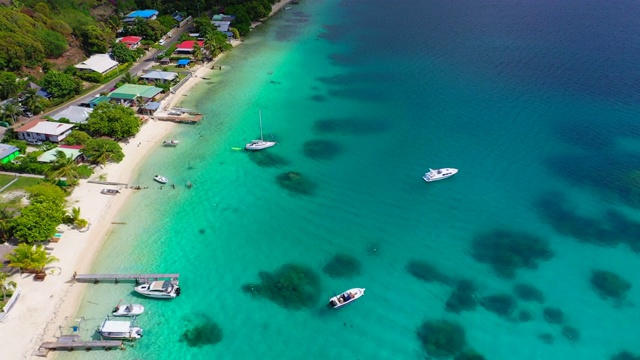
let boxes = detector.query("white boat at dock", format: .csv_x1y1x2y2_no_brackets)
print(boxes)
423,168,458,182
134,280,181,299
328,288,366,309
97,317,142,339
112,303,145,317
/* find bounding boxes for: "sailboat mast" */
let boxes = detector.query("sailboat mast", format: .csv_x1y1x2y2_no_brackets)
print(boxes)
259,109,264,141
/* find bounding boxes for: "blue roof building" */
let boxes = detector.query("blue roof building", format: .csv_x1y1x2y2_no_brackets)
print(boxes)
124,9,158,23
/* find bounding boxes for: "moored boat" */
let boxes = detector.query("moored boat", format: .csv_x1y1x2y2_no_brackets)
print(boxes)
97,317,142,339
328,288,365,309
112,303,145,317
100,188,120,195
245,110,276,151
153,175,168,184
163,140,179,147
423,168,458,182
134,280,180,299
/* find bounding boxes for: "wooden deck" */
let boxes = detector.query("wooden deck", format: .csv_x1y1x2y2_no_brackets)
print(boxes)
36,335,123,356
73,273,180,284
153,114,203,124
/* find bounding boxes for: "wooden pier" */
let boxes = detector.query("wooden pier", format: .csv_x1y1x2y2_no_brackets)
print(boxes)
73,273,179,284
36,335,123,356
153,114,203,124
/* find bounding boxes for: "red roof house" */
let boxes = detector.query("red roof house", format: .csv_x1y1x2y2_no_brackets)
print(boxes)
175,40,204,53
119,36,143,49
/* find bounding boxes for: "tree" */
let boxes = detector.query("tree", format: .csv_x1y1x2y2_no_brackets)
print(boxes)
11,202,64,243
1,103,22,125
5,244,59,273
111,42,136,64
42,71,80,99
192,42,203,62
0,272,17,302
47,150,80,186
21,88,43,115
67,207,88,229
26,183,66,206
79,24,113,54
204,32,231,59
0,71,22,100
121,72,138,85
0,208,15,243
82,138,125,166
86,103,142,138
62,130,91,146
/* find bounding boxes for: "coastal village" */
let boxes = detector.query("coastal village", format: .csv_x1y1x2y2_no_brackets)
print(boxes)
0,0,293,357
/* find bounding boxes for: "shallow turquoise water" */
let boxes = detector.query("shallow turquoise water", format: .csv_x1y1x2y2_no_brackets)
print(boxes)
63,0,640,359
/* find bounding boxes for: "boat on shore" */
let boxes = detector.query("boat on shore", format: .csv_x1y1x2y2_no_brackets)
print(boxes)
153,175,168,184
423,168,458,182
100,188,120,195
328,288,366,309
112,302,145,317
97,317,143,339
246,110,276,151
134,280,180,299
163,140,179,147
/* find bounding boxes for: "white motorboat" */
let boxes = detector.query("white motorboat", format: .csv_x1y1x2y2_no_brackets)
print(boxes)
163,140,179,147
245,110,276,151
153,175,168,184
97,317,142,339
423,168,458,182
134,280,180,299
328,288,366,309
112,303,145,317
100,188,120,195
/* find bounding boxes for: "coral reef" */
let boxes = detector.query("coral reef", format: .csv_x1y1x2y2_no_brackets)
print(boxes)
248,151,290,168
416,320,466,358
538,333,554,344
479,294,517,317
611,351,640,360
323,253,361,278
406,260,452,285
276,171,317,195
543,307,564,324
562,325,580,342
241,263,322,310
471,230,553,278
303,139,343,160
517,309,533,322
513,283,545,303
454,350,486,360
179,315,223,347
591,269,631,301
445,280,477,314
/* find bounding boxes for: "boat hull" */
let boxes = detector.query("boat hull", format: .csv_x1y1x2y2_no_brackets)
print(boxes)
328,288,366,309
245,140,277,151
423,168,458,182
153,175,168,184
112,304,145,317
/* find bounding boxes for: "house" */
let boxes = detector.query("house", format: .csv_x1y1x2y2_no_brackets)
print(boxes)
211,14,235,22
172,12,184,23
118,36,143,49
37,145,85,164
175,40,204,54
75,54,118,75
108,84,163,104
212,20,231,32
50,106,93,124
124,9,158,23
140,71,178,83
0,144,20,164
16,120,74,143
28,82,51,98
176,59,191,68
88,96,112,109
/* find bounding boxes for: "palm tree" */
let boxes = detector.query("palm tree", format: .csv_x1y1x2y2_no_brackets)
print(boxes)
92,142,116,167
47,150,80,186
30,245,59,273
192,43,203,63
5,244,58,274
0,272,17,302
21,88,39,114
1,103,22,125
204,33,224,59
122,72,137,84
0,208,15,242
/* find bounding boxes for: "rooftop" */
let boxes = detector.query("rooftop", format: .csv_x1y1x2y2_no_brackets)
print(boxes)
108,84,163,100
50,106,93,124
140,71,178,81
0,144,19,159
16,121,74,136
75,54,118,74
37,146,83,163
176,40,204,51
125,10,158,19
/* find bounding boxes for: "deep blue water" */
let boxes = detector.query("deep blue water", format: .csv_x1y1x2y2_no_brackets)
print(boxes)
64,1,640,359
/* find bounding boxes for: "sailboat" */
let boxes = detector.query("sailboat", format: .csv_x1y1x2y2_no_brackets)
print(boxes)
245,110,277,151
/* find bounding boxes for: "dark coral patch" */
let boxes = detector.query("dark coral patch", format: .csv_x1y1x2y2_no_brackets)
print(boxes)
445,280,477,314
303,139,343,161
562,325,580,342
276,171,316,195
241,264,321,310
543,307,564,324
179,316,223,347
323,253,361,278
538,333,554,344
591,269,631,301
518,310,533,322
248,151,291,168
454,350,487,360
471,230,553,278
406,260,452,285
416,320,466,358
313,118,390,136
513,283,545,303
310,94,327,102
611,351,640,360
479,294,517,317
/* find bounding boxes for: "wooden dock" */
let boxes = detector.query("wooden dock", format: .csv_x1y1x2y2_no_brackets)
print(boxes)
73,273,180,284
36,335,123,356
154,114,203,124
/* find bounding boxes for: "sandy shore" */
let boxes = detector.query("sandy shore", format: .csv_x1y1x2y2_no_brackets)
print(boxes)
0,1,292,358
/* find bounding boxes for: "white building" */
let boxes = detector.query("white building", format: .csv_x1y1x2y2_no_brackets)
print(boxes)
16,120,74,143
76,54,118,75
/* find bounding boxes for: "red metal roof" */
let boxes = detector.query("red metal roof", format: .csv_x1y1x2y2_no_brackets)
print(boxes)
121,36,142,44
59,145,84,150
176,40,204,50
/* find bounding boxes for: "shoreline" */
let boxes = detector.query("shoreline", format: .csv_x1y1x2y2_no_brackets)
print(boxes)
0,1,292,358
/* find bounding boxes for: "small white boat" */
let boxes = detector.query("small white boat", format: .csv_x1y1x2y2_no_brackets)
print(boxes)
163,140,179,147
100,188,120,195
328,288,366,309
153,175,168,184
112,303,145,317
246,110,276,151
134,280,180,299
423,168,458,182
97,317,143,339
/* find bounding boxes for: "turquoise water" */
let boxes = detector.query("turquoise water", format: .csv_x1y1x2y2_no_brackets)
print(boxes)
63,0,640,359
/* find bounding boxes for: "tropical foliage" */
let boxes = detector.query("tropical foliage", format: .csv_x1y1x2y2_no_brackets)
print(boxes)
10,183,66,244
0,272,17,303
81,138,125,166
62,130,92,146
46,151,80,186
5,243,59,273
42,71,81,99
111,42,137,64
86,103,142,139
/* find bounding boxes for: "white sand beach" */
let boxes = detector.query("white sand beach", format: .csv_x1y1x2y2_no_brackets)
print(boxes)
0,1,292,358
